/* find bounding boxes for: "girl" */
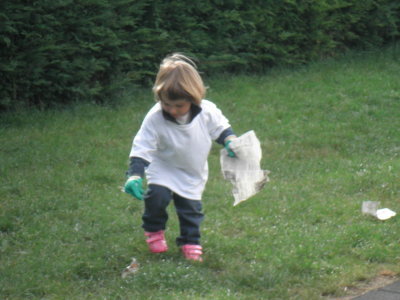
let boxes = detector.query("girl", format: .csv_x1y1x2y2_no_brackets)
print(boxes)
124,53,236,262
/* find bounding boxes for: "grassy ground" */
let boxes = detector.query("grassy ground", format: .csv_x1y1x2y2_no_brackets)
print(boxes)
1,46,399,299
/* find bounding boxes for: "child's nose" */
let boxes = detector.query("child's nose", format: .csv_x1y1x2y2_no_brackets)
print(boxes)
169,107,177,115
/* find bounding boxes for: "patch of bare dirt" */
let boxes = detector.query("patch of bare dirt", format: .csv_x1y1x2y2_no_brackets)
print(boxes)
327,270,398,300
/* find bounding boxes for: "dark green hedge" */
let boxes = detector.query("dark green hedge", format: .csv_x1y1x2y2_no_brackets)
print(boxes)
1,0,399,110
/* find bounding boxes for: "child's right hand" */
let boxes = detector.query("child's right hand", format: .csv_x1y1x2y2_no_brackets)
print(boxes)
124,176,144,200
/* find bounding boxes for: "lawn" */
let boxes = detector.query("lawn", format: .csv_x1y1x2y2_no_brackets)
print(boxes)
1,46,399,299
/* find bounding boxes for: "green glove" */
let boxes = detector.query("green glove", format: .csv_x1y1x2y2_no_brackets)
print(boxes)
124,177,144,200
224,140,236,158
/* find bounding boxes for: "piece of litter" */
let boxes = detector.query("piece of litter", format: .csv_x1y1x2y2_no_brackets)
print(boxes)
361,201,396,220
121,257,139,278
220,130,270,206
376,208,396,220
361,201,380,217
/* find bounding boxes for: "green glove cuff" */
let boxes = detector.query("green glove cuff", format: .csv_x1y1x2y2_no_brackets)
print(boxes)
124,178,144,200
224,140,236,157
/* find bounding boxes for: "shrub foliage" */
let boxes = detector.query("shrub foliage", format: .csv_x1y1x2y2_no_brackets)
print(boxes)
1,0,399,109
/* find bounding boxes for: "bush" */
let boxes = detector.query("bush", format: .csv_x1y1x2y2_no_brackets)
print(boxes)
0,0,157,109
0,0,399,110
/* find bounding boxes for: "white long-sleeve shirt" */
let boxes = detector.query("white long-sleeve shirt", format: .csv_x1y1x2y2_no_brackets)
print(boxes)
130,100,231,200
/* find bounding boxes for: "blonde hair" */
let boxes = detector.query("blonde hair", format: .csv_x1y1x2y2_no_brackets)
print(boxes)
153,53,205,105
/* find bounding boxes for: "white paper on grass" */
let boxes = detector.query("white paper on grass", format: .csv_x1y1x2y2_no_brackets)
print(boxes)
361,201,396,220
220,130,270,206
361,201,380,217
376,208,396,220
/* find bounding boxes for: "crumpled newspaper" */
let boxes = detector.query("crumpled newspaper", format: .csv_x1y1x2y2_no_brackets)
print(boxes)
220,130,270,206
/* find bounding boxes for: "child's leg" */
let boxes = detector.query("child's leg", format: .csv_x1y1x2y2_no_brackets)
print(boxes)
172,194,204,246
142,184,172,232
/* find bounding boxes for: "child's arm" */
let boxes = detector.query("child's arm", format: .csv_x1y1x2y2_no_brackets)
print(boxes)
124,107,158,200
216,127,237,157
215,127,235,145
127,157,150,178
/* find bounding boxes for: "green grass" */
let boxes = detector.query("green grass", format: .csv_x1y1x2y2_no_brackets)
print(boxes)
1,46,400,299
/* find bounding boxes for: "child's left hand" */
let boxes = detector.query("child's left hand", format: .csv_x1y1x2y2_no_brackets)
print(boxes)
224,140,236,158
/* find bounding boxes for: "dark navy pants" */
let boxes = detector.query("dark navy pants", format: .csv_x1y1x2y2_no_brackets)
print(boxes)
142,184,204,246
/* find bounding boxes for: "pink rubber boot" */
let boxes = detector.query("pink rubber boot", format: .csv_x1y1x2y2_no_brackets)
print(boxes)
181,244,203,262
144,230,168,253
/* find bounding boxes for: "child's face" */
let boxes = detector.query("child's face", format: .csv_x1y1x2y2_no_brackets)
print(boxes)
160,99,191,119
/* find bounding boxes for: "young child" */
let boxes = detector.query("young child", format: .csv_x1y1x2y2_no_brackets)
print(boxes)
124,53,236,262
